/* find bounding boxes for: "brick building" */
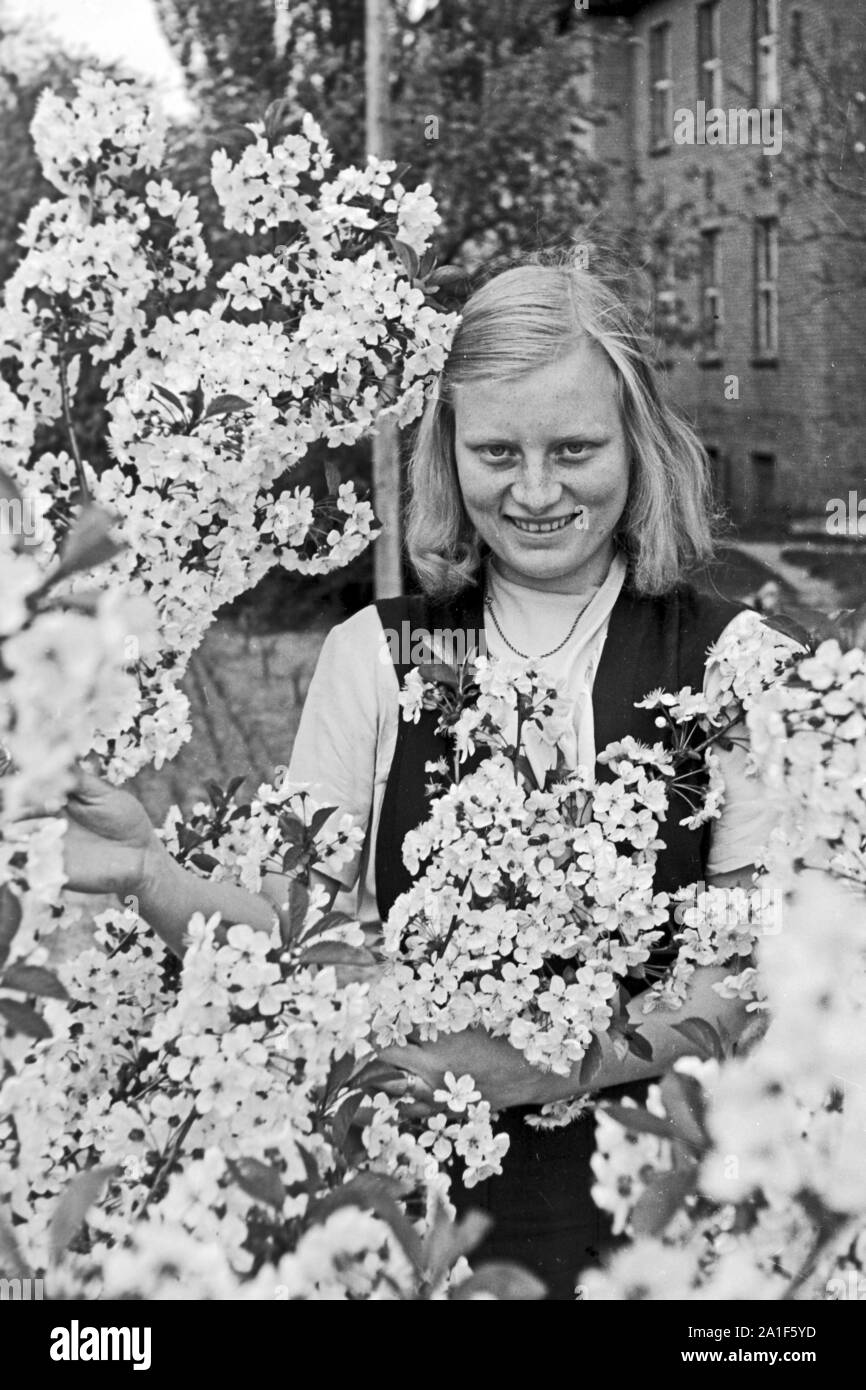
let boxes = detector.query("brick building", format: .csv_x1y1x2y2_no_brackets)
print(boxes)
580,0,866,531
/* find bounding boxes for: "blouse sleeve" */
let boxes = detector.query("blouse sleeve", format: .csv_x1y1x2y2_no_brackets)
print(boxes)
702,610,807,876
287,605,393,890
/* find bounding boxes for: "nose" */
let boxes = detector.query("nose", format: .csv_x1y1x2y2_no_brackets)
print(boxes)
508,457,564,514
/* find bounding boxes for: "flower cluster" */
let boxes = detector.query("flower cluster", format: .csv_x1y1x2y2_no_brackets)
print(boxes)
0,70,459,781
575,621,866,1301
0,786,507,1298
0,68,516,1302
371,639,787,1080
747,638,866,886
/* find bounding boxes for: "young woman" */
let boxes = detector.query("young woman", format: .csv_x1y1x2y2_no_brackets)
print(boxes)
60,261,795,1299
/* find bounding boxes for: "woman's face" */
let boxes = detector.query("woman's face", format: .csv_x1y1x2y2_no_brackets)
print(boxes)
452,340,630,594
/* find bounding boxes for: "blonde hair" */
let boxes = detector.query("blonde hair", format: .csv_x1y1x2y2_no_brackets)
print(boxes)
406,259,717,598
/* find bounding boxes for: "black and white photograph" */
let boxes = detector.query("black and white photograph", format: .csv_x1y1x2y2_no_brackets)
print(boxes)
0,0,864,1338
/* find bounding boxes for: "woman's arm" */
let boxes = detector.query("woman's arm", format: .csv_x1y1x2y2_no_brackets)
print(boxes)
132,840,340,959
58,768,342,960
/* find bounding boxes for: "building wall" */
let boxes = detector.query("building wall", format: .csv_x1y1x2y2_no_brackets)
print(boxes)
587,0,866,530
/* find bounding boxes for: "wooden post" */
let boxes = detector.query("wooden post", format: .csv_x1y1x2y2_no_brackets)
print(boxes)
366,0,403,599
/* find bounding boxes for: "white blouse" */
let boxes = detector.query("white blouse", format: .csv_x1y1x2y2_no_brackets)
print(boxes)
288,552,798,921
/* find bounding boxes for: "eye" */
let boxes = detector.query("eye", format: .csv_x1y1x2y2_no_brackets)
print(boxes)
478,445,516,464
557,441,590,460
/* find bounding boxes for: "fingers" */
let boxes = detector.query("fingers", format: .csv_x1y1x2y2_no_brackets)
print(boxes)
379,1068,437,1109
69,762,109,800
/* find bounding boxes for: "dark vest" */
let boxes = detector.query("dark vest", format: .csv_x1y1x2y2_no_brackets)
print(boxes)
374,573,750,926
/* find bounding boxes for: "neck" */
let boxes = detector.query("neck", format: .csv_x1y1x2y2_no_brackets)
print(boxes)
489,544,616,596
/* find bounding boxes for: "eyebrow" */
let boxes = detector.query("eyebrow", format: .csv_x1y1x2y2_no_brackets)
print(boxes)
460,429,609,446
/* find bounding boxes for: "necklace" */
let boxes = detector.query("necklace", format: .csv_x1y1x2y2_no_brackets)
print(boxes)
483,590,591,660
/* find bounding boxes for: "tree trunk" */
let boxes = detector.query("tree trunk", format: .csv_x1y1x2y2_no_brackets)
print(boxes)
366,0,403,599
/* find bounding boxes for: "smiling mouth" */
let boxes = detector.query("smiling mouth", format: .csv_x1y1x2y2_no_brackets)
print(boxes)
507,511,583,535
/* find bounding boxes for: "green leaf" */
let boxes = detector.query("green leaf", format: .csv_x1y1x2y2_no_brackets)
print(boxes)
307,1173,423,1274
390,237,420,281
203,394,252,421
578,1033,604,1087
423,1202,492,1289
278,881,310,949
600,1102,685,1146
416,662,459,689
227,1157,286,1211
324,1050,358,1104
323,460,341,495
0,1213,31,1280
0,884,23,970
298,909,357,946
213,124,258,154
0,467,23,509
671,1018,725,1062
625,1028,655,1063
150,381,187,416
659,1070,710,1150
0,998,51,1040
309,805,338,839
298,942,377,969
452,1261,546,1301
226,775,247,799
188,383,205,426
50,505,124,586
280,844,308,875
278,811,307,843
205,779,224,808
189,851,220,873
330,1091,364,1153
0,963,68,1000
630,1167,698,1237
427,265,469,293
296,1143,320,1194
264,97,294,141
49,1166,118,1263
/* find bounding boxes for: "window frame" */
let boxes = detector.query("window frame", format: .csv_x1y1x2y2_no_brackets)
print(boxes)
699,224,724,365
754,0,780,108
697,0,722,111
753,215,779,363
649,19,674,154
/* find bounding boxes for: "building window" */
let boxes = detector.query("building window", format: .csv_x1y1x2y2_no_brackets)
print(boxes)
700,227,723,361
751,452,777,515
754,217,778,360
649,21,673,153
697,1,722,110
755,0,780,106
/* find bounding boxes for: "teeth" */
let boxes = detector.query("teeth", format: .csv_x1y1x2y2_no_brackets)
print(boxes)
510,514,576,534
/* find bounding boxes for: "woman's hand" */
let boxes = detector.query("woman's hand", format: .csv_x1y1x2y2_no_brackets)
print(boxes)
57,766,163,899
379,1029,555,1111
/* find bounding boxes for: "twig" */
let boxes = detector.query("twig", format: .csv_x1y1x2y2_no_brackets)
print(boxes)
137,1106,197,1218
58,345,91,503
